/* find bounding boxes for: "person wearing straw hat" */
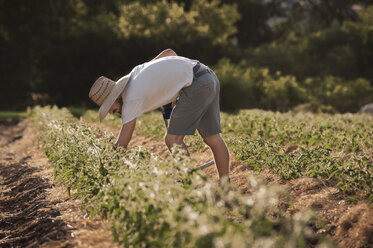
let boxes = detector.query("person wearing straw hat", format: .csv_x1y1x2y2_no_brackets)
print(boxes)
89,49,229,180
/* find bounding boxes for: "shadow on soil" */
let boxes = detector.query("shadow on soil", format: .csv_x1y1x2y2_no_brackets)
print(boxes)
0,122,72,247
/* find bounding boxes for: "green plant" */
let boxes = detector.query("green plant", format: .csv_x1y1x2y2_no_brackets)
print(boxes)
32,106,330,247
221,110,373,201
85,108,373,201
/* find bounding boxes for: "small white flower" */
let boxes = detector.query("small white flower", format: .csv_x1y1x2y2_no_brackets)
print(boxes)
246,197,254,206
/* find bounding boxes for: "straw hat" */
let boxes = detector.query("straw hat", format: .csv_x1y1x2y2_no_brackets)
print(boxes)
89,75,130,122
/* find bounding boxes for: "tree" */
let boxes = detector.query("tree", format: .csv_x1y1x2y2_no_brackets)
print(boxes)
224,0,282,47
117,0,240,63
249,2,373,83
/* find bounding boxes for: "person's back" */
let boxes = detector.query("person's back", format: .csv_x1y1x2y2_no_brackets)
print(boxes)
121,56,198,124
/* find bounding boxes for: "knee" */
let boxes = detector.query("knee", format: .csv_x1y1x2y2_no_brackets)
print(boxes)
164,134,173,148
203,133,223,148
164,134,184,148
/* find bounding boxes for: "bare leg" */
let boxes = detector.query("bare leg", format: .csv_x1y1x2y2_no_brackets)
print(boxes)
164,133,190,156
203,134,230,179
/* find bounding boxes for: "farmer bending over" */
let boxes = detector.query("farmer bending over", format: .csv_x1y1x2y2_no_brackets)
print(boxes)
89,49,230,180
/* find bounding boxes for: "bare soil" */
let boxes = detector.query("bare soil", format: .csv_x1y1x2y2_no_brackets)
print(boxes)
0,119,372,247
0,120,120,248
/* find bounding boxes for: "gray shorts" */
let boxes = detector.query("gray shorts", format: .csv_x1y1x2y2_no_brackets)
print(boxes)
167,67,221,138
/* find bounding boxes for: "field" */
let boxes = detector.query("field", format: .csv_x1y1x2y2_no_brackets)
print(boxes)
0,107,372,247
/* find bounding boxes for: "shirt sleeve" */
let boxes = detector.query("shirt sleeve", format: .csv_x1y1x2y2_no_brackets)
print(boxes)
121,99,143,124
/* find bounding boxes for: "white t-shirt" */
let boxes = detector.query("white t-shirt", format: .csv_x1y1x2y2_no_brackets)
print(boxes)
121,56,198,124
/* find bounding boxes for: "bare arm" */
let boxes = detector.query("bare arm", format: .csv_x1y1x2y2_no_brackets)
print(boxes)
115,118,136,149
152,48,177,60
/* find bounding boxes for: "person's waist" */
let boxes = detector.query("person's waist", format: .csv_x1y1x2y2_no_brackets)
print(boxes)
193,62,210,78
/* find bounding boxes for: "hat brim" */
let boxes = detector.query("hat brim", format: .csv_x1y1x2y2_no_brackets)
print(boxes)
99,74,131,122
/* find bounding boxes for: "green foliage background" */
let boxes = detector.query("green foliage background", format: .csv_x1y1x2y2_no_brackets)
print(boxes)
1,0,372,112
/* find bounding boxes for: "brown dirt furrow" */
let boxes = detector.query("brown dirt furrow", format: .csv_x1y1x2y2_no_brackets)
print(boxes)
0,120,119,248
0,120,71,247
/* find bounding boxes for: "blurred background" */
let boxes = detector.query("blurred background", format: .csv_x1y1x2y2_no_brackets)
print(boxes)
1,0,372,113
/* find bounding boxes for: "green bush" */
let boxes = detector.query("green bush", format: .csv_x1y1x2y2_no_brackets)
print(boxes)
249,6,373,84
303,76,373,112
214,59,308,111
213,59,373,112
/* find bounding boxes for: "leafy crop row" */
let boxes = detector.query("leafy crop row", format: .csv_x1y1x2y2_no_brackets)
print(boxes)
84,109,373,202
33,106,329,247
221,110,373,202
